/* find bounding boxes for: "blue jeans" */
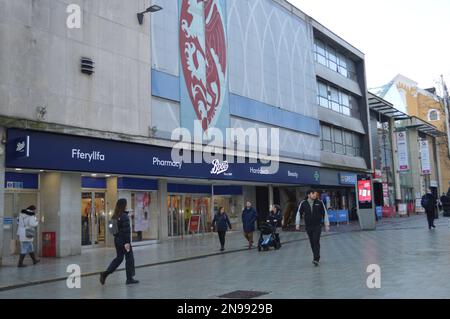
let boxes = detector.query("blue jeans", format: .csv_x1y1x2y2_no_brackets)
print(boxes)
20,241,34,254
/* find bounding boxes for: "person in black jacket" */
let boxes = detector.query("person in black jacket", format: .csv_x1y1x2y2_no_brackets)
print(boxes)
212,207,232,251
422,189,437,230
267,204,282,229
295,190,330,267
100,199,138,285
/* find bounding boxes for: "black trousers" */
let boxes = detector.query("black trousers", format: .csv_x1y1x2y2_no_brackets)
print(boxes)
426,210,436,228
106,239,135,280
218,231,226,248
306,225,322,262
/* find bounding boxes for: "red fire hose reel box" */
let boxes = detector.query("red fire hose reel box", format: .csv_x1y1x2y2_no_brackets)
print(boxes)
42,232,56,257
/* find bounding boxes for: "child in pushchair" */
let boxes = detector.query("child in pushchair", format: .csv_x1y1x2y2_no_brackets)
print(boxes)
257,205,282,251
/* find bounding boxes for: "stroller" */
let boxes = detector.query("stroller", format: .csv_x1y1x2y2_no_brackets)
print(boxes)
257,220,281,251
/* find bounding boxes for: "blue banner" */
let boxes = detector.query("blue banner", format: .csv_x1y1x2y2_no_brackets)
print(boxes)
6,129,321,186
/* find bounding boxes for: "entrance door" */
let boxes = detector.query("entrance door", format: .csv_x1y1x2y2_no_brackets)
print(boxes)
167,195,183,237
81,192,106,246
3,192,38,256
256,186,269,227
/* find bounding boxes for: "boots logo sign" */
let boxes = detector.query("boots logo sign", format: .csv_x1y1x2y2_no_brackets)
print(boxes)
15,136,30,158
210,159,230,175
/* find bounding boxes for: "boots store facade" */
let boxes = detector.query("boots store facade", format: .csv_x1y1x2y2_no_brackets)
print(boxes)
0,0,372,262
3,128,325,257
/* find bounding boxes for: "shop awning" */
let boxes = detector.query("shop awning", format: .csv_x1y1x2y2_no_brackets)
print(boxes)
406,116,445,137
368,92,410,120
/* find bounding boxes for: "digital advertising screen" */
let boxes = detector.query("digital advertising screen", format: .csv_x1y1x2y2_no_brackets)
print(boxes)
357,175,373,209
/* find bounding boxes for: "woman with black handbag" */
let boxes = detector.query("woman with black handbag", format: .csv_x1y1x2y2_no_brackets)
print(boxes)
100,199,139,285
17,205,40,267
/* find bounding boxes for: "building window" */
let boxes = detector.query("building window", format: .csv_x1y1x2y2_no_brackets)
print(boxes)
317,80,356,117
327,47,338,72
314,39,327,66
345,131,355,156
321,125,333,152
314,38,357,81
428,109,440,121
329,87,341,113
321,124,362,157
337,53,348,78
341,92,351,116
333,127,345,154
317,82,329,108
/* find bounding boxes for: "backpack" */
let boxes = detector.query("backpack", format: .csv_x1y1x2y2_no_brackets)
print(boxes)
108,218,119,235
421,195,429,209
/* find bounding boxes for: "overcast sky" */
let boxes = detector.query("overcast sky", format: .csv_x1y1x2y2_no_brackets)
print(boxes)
291,0,450,91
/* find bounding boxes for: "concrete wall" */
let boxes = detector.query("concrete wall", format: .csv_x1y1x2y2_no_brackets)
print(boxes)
0,127,5,264
0,0,152,136
40,172,81,257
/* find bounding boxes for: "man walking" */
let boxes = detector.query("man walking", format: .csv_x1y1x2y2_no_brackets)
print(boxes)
295,190,330,266
242,201,258,249
421,188,437,230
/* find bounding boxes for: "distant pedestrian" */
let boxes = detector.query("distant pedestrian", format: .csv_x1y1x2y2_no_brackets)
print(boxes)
421,189,437,230
17,205,40,267
267,204,282,229
100,199,139,285
242,201,258,249
212,207,232,251
267,204,282,244
295,190,330,267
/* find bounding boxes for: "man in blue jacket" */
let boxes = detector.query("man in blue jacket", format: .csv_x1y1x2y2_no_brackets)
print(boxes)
242,201,258,249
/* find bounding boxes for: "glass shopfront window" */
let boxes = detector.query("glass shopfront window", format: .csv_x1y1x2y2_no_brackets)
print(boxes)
130,192,157,242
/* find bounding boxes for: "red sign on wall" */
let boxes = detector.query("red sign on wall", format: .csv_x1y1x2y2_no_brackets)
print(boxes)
358,180,372,202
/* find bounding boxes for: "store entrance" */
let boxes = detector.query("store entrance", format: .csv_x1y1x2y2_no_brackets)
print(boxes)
168,195,211,237
168,195,183,237
81,192,106,246
3,192,38,256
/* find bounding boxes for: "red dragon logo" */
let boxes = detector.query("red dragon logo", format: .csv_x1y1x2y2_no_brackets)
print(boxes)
179,0,227,132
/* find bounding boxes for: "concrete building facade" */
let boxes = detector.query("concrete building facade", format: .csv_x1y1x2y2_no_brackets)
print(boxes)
0,0,373,264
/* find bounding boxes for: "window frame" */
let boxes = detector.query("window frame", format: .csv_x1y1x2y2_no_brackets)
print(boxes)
428,109,440,121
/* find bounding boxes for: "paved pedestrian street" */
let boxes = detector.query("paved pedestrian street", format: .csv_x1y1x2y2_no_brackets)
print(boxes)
1,215,450,299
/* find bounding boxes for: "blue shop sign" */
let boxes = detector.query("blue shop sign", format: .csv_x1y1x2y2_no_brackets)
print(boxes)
6,129,320,185
339,173,357,185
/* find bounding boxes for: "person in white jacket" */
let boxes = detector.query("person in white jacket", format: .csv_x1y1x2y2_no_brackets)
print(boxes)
17,205,40,267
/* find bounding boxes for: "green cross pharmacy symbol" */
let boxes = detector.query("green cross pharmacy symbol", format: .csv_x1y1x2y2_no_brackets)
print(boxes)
313,171,320,182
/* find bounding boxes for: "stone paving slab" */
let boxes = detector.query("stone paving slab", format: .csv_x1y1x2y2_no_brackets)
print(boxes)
0,213,445,293
1,214,449,299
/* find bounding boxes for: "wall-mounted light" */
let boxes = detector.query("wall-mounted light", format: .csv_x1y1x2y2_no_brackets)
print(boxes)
137,4,163,25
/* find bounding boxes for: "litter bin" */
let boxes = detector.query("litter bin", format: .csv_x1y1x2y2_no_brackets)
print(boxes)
42,232,56,257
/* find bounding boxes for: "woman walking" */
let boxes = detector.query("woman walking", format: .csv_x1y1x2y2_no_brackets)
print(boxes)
100,199,139,285
212,207,232,251
17,205,40,267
